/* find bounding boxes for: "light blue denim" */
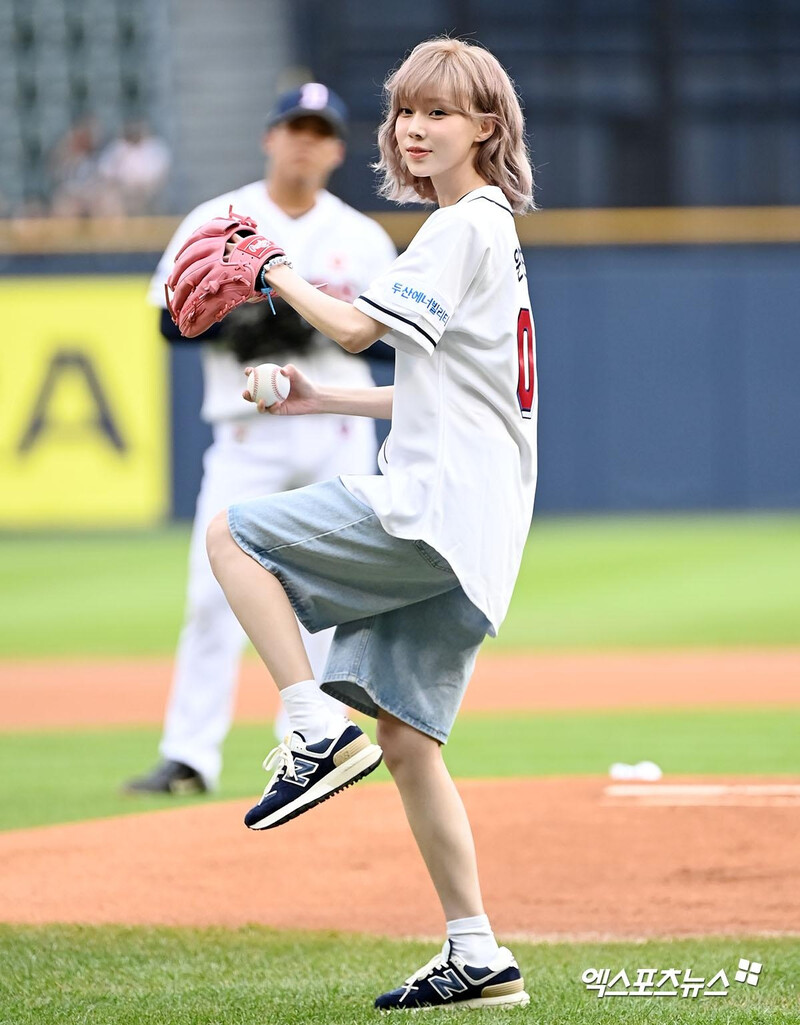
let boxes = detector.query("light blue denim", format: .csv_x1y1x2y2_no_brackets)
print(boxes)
227,478,490,742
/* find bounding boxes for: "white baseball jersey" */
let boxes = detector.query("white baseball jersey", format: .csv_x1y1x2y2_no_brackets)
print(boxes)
148,182,397,422
345,185,538,634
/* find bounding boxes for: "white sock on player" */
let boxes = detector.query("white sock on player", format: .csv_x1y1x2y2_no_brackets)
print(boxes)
279,679,345,744
446,914,500,965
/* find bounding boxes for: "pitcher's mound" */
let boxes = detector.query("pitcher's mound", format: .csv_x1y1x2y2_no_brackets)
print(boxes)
1,777,798,938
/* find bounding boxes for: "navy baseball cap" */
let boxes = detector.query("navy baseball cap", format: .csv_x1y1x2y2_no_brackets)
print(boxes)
266,83,348,138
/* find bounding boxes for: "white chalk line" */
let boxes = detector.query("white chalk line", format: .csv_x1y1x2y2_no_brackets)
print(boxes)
603,782,800,806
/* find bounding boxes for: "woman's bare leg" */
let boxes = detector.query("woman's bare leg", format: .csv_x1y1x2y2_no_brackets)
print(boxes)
206,510,313,690
377,712,484,922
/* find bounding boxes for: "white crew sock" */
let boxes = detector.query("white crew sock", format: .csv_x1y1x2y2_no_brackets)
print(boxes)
446,914,499,966
274,689,347,742
279,679,345,744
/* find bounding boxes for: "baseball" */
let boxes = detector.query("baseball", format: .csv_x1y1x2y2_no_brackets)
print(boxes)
247,363,291,407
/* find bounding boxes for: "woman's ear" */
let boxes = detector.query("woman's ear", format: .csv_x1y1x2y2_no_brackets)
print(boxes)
475,117,495,143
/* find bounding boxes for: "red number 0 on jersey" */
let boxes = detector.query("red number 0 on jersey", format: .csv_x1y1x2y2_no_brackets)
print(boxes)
516,308,535,419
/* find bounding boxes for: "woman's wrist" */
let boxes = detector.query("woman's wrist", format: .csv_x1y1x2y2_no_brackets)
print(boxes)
313,387,339,415
261,261,293,290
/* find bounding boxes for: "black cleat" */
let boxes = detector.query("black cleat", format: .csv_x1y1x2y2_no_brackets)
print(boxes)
122,760,207,796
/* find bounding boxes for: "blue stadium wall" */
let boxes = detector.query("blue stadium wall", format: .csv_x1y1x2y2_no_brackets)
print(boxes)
6,241,799,518
532,243,800,512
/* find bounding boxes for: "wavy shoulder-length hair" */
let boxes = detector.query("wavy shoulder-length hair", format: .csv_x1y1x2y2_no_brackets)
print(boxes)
374,38,534,213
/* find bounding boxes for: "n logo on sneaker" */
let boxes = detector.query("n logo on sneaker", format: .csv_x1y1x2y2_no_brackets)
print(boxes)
288,757,318,788
429,970,468,1000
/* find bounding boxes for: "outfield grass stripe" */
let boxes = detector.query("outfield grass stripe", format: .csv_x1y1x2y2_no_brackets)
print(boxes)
1,708,798,832
2,514,799,655
505,514,800,650
449,707,800,779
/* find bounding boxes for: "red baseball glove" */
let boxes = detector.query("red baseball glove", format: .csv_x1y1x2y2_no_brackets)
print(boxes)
165,206,290,338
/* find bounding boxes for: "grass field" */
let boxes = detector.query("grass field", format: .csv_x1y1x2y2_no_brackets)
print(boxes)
2,513,799,656
2,514,799,1021
2,707,799,831
1,927,797,1025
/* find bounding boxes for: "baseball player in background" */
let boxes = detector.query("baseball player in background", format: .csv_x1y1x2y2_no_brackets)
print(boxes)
124,84,396,796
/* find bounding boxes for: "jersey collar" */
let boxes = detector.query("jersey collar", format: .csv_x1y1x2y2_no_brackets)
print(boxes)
453,184,512,211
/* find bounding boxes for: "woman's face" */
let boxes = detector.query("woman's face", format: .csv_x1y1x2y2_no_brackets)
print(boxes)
395,95,488,185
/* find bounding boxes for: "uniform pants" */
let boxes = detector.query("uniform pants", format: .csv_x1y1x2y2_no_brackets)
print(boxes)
160,412,376,787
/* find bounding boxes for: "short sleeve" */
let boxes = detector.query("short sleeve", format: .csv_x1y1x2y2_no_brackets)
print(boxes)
354,209,488,356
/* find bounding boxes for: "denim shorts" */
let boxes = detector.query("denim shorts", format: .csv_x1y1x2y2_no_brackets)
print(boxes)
227,478,490,742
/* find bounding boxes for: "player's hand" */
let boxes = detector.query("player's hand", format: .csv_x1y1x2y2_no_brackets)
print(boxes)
225,232,244,258
242,364,320,416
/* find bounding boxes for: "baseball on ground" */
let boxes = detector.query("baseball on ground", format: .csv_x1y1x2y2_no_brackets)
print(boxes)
247,363,291,406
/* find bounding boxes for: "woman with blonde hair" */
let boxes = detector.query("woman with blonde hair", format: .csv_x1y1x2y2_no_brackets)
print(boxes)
168,36,537,1011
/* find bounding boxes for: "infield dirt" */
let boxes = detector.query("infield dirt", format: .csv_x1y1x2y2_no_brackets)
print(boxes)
1,776,798,937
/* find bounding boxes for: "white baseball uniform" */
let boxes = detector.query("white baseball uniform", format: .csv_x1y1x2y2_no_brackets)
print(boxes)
148,183,397,787
347,185,538,634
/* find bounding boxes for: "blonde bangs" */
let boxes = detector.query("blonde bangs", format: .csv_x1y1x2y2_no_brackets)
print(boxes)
389,44,476,120
374,38,534,213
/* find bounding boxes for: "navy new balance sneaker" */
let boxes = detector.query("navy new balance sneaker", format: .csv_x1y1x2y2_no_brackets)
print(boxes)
374,941,530,1012
244,719,382,830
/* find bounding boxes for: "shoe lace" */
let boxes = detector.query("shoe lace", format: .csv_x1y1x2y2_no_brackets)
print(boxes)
259,738,298,796
399,951,450,1004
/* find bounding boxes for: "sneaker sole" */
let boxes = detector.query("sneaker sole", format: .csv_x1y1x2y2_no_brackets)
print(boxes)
378,991,531,1013
246,743,383,830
